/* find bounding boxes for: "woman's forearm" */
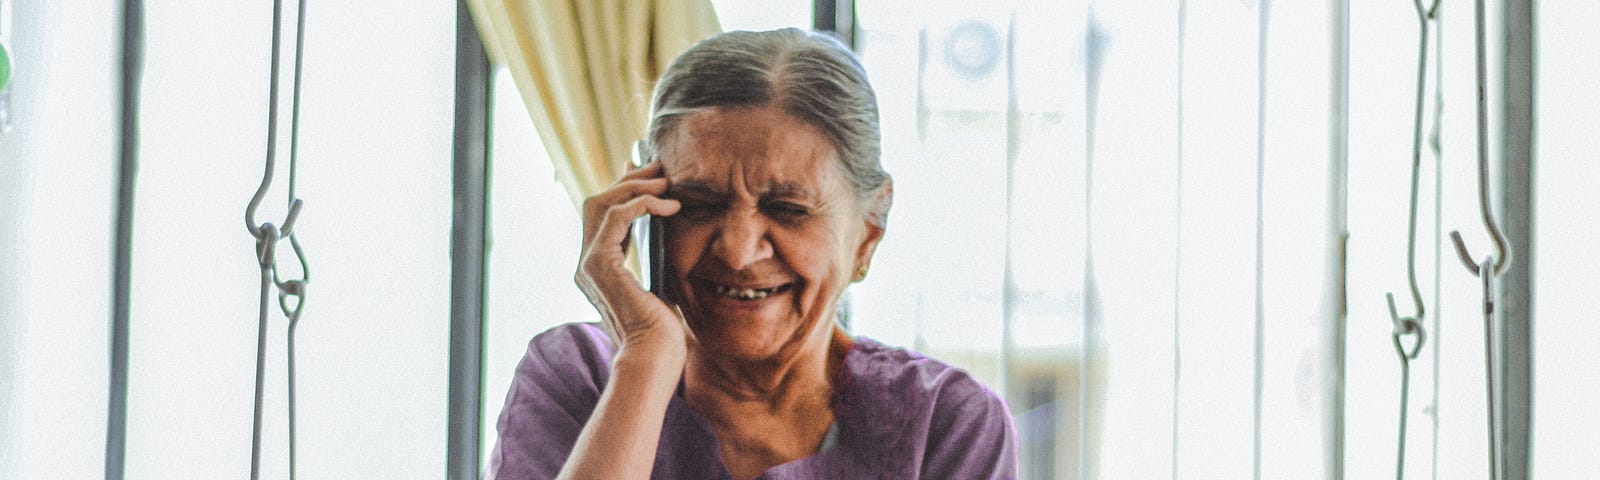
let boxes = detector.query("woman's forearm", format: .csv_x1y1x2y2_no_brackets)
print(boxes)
557,343,683,480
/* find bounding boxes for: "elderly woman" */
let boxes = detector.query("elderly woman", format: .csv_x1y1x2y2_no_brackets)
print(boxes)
485,28,1018,479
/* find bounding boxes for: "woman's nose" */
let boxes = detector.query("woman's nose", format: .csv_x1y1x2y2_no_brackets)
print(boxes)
709,210,773,271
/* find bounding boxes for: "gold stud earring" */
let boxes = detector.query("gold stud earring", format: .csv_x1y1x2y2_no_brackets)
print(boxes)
853,264,869,282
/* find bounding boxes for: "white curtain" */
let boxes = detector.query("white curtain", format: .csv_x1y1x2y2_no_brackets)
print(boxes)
466,0,721,208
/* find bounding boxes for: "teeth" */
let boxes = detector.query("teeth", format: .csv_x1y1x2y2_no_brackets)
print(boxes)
712,284,779,299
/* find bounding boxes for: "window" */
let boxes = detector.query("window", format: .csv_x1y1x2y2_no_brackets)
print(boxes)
126,3,459,476
477,1,1553,478
478,0,818,469
1533,1,1600,477
2,1,1577,478
0,2,119,477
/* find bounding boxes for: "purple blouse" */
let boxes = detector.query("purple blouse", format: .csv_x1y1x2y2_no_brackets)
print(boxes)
484,323,1019,479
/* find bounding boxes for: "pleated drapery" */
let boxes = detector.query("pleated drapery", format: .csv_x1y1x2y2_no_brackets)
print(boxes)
465,0,721,208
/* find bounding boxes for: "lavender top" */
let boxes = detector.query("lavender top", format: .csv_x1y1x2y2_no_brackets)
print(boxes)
484,323,1019,479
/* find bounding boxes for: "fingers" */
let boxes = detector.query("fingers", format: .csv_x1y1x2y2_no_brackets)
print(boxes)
582,161,666,217
575,162,674,309
581,176,671,244
582,177,670,223
579,193,680,293
572,160,693,356
593,195,681,254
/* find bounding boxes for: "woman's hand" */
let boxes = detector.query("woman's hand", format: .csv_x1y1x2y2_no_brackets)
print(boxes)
575,160,688,364
560,161,688,480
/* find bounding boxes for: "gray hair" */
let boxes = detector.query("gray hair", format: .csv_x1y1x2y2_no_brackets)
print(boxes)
646,28,890,206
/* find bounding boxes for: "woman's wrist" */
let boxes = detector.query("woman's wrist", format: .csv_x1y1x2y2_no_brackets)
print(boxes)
612,339,686,388
557,333,683,480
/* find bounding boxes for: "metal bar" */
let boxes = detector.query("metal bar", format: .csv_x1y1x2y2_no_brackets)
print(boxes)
1172,2,1187,478
998,11,1018,404
812,0,856,49
106,0,143,478
1252,1,1269,479
1326,0,1350,477
1430,9,1445,479
1440,6,1452,476
814,0,857,327
1498,0,1534,476
447,2,492,479
1081,7,1103,479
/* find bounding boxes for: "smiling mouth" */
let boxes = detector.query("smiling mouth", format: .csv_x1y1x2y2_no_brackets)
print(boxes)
705,282,793,300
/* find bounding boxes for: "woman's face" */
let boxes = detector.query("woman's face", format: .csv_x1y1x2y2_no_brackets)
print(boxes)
658,105,884,364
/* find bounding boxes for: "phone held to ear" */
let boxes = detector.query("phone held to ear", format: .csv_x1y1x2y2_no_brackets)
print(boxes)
630,140,666,296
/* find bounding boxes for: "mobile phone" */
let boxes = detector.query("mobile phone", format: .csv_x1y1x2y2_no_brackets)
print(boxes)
630,141,665,295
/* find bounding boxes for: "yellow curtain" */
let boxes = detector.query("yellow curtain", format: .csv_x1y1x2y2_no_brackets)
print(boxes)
466,0,721,209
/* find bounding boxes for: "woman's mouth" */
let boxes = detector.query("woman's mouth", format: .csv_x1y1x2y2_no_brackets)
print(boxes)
709,283,791,300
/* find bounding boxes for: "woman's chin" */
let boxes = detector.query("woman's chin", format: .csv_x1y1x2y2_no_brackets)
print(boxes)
687,310,798,363
690,334,780,363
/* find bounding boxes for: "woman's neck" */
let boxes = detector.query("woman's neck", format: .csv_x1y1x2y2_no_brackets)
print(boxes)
683,326,852,479
684,325,849,410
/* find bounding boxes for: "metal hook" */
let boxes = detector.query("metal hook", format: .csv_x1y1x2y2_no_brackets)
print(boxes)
273,234,310,316
1385,0,1441,344
249,197,302,251
1389,311,1424,480
244,0,306,243
1387,6,1440,479
244,40,304,243
1387,296,1426,357
274,0,312,321
1449,0,1513,279
254,223,278,267
247,0,310,478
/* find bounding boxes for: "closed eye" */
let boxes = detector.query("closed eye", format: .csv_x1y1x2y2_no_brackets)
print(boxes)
763,202,812,220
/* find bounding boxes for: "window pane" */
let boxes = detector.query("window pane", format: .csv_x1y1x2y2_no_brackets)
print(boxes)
854,1,1105,478
126,2,456,477
481,67,594,467
1535,0,1600,476
710,0,811,31
859,1,1340,478
1171,1,1259,477
0,2,119,478
1344,0,1426,475
1258,2,1339,478
1346,1,1492,478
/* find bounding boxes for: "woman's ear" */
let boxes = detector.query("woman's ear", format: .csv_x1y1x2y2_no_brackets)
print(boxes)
854,180,893,270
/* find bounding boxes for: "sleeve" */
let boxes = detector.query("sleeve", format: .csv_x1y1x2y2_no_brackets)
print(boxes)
919,374,1020,480
483,323,615,480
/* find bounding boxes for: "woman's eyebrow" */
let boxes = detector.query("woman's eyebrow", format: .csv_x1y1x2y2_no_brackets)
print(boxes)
667,180,724,199
762,182,816,201
669,180,815,200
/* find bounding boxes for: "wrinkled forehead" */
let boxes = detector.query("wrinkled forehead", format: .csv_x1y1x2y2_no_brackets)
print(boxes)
658,107,845,199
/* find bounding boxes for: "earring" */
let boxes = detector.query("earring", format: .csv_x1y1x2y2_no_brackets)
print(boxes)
853,264,869,282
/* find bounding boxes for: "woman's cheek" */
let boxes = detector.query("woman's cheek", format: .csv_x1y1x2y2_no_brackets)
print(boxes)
664,222,705,297
776,234,835,293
